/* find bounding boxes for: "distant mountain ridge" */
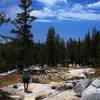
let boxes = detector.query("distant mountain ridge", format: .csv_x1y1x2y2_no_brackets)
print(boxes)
0,34,13,43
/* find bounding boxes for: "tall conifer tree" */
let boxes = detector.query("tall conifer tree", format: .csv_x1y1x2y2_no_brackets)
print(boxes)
46,27,56,66
11,0,36,69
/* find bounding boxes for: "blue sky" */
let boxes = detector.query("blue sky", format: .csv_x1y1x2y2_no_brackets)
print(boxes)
0,0,100,42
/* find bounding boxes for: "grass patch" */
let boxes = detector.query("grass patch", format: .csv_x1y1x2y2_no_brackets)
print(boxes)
0,74,22,88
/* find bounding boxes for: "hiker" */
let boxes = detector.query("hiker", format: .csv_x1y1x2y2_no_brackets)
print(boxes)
23,67,30,92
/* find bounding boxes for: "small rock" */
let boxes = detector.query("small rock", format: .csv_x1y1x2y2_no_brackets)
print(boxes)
35,95,46,100
51,86,57,89
64,83,73,89
13,85,18,89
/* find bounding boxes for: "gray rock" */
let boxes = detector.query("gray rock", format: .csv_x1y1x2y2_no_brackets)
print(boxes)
74,79,93,97
65,80,79,86
91,79,100,88
81,79,100,100
2,88,19,95
81,93,100,100
64,82,73,89
0,89,24,100
1,84,24,100
52,82,74,91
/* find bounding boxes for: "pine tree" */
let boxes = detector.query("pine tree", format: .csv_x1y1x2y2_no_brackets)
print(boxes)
59,38,66,65
67,38,79,65
38,43,46,66
77,38,82,65
33,42,46,66
66,38,73,64
95,31,100,66
91,28,100,67
46,27,56,66
55,34,61,65
11,0,36,69
83,32,92,66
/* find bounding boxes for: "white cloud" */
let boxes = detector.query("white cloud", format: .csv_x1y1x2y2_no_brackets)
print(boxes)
31,7,55,18
7,5,21,19
35,19,52,22
87,1,100,8
70,4,85,13
57,11,100,21
31,5,100,22
37,0,57,6
37,0,67,7
2,0,100,22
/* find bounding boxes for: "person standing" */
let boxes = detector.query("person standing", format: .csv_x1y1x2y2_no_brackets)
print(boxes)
23,68,30,92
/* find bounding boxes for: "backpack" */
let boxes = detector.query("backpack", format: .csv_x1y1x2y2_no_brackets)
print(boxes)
23,68,30,80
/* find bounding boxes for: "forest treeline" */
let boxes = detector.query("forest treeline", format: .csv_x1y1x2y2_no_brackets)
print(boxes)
0,0,100,72
0,27,100,72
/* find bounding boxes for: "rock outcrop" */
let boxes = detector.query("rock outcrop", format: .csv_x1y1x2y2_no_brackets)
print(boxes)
81,79,100,100
74,79,93,97
0,84,24,100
